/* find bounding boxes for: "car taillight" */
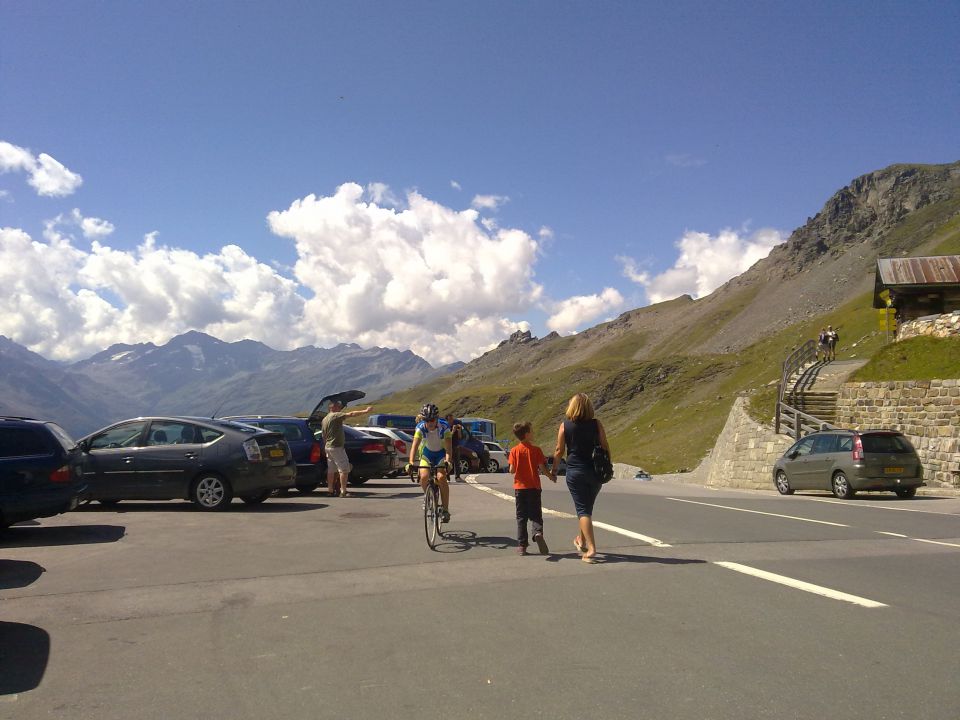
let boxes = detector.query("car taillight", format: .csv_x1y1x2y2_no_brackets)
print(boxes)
361,442,385,454
242,438,263,462
49,465,71,483
852,435,864,462
394,440,407,455
309,442,323,464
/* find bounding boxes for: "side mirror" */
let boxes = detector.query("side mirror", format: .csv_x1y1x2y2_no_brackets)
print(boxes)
788,450,799,460
78,439,90,453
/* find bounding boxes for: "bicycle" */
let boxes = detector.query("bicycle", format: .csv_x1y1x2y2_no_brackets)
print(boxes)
409,461,448,549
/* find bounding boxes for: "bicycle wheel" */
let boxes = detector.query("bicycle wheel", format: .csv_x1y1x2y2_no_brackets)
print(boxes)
433,484,443,539
424,483,439,548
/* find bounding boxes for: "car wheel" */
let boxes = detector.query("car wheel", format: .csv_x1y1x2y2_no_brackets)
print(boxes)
240,490,272,505
191,474,233,511
831,471,856,499
99,499,121,507
347,475,370,486
895,487,917,499
485,459,500,473
296,483,319,494
457,458,471,476
775,470,794,495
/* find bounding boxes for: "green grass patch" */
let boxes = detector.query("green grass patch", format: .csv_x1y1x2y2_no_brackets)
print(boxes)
849,336,960,381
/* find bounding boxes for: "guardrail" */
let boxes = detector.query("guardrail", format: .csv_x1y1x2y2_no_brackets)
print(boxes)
775,339,828,439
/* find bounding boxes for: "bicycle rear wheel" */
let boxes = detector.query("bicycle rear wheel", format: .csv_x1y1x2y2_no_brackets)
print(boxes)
424,484,439,548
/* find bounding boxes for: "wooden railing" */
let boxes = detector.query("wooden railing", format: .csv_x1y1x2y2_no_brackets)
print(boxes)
775,339,827,438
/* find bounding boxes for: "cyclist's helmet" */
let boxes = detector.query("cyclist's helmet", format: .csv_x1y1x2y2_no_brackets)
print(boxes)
421,403,440,421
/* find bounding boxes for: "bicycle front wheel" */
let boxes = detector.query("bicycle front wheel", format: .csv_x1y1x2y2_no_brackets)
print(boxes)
424,485,439,549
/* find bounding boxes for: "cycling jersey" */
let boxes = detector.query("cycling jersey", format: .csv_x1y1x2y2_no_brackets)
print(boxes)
415,419,450,467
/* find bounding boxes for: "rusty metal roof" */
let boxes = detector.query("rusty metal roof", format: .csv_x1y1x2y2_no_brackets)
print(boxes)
876,256,960,286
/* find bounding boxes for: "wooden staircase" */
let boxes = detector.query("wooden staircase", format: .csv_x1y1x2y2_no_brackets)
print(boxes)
786,389,839,427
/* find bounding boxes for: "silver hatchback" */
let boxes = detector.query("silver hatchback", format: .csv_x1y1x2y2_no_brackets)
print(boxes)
773,430,924,499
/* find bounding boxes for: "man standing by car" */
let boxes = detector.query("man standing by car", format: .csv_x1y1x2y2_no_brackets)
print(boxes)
322,400,373,497
446,414,464,481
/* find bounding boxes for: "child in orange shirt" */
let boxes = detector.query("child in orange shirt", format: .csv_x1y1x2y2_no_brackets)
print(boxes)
508,421,556,555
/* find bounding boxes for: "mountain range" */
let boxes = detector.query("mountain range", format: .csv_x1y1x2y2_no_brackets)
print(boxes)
3,160,958,458
0,331,461,437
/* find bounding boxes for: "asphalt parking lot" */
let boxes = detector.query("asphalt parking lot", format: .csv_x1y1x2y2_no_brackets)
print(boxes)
4,474,960,720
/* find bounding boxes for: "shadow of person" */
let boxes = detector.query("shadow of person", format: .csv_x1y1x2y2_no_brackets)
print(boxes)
1,524,126,548
0,622,49,695
546,551,708,565
0,560,45,590
430,530,514,554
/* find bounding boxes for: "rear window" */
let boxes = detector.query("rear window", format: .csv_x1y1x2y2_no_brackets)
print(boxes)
46,423,78,452
0,427,51,457
257,422,307,441
861,434,914,454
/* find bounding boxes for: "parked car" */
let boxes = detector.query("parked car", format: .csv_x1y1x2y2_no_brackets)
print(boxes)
0,416,87,529
310,425,394,485
457,429,491,475
483,441,509,473
354,426,413,477
545,456,567,476
773,429,924,499
78,416,296,510
224,416,325,493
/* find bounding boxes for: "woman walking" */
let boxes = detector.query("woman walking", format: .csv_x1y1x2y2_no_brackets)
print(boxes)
553,392,610,564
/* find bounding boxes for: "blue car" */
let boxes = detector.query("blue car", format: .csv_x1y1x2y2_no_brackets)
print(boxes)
1,416,87,529
224,416,325,493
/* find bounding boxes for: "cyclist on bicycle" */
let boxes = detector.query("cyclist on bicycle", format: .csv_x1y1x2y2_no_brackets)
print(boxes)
408,403,453,523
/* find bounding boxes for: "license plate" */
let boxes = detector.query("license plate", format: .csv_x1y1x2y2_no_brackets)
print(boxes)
884,467,904,474
269,448,284,458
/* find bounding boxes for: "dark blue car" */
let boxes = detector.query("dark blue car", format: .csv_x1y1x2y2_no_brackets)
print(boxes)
1,416,87,529
224,416,324,493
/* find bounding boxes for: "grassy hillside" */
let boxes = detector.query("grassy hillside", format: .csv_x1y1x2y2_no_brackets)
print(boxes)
849,336,960,381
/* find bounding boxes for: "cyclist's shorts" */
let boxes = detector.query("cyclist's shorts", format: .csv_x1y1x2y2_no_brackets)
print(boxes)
418,447,446,468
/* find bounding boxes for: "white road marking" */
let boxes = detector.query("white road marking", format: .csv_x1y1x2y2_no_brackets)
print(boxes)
465,477,671,547
667,497,849,527
912,538,960,549
877,531,908,537
714,562,888,608
803,496,960,516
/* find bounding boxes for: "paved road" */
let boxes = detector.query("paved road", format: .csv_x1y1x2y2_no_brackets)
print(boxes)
3,473,960,719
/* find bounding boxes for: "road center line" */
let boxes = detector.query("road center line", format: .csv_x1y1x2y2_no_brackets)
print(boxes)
911,538,960,548
876,531,908,537
714,562,888,608
667,497,849,527
465,477,671,547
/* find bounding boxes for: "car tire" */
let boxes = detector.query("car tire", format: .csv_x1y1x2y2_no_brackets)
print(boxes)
775,470,794,495
99,499,121,507
895,487,917,499
347,475,370,486
457,458,471,476
296,483,319,494
191,474,233,511
485,459,500,473
831,471,856,499
240,490,272,505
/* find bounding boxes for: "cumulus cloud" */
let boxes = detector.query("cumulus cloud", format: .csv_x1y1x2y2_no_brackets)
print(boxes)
471,194,509,211
0,140,83,196
546,287,624,335
268,183,543,364
620,228,786,304
60,209,115,239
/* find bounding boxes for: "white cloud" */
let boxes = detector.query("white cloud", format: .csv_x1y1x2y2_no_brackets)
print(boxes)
620,227,786,304
450,180,461,191
65,209,115,239
365,182,400,207
471,193,509,211
268,183,543,364
0,141,82,196
0,190,9,201
546,287,624,335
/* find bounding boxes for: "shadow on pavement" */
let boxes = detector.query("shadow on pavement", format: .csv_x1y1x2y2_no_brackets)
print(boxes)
75,501,326,513
1,524,126,548
792,492,948,502
585,552,708,566
0,560,45,590
0,622,49,695
431,530,513,554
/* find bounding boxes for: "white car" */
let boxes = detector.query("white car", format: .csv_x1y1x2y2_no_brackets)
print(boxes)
483,441,509,473
353,426,415,477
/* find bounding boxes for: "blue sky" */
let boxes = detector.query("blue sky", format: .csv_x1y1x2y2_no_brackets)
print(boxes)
1,1,958,363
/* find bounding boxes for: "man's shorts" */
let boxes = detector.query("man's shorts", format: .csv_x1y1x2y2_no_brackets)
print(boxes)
418,447,446,468
326,446,352,474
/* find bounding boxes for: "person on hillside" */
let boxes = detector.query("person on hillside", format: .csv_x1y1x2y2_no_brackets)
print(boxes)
508,421,555,555
826,325,839,361
553,392,610,564
321,399,374,497
817,328,830,363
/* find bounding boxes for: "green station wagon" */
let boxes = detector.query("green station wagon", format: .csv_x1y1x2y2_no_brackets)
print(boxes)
773,429,924,499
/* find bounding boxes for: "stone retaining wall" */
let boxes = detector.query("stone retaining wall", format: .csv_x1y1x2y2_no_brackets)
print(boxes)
836,380,960,488
897,311,960,340
705,396,792,490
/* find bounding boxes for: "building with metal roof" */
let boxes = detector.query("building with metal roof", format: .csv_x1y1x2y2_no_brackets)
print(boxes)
873,256,960,321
